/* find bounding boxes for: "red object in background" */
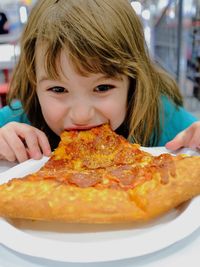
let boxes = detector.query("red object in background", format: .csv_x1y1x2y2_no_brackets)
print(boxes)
0,83,9,107
3,69,9,83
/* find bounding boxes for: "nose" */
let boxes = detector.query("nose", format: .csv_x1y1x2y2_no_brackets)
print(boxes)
69,100,94,125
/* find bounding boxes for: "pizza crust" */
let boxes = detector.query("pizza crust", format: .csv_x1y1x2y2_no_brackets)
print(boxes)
0,156,199,223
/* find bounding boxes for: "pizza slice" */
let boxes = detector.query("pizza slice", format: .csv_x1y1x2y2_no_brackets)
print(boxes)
0,124,199,223
44,123,153,170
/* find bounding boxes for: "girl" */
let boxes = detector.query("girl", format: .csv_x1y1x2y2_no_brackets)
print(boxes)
0,0,199,163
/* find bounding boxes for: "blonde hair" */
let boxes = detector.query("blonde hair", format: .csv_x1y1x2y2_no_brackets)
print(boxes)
8,0,183,147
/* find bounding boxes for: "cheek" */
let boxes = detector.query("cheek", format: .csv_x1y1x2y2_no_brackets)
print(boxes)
112,105,126,128
100,99,127,129
111,92,128,128
42,107,56,122
38,97,64,125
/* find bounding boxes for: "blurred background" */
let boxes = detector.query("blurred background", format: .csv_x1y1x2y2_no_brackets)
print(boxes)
0,0,199,118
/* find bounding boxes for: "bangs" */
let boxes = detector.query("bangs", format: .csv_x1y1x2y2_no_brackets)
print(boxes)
42,40,127,80
34,0,132,80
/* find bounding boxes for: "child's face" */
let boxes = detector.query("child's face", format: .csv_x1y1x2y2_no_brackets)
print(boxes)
36,48,129,136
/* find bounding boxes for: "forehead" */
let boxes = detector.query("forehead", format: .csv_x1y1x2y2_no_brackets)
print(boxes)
35,43,90,80
35,42,125,82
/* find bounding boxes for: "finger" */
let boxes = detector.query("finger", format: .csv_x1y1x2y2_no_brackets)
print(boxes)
188,127,200,149
11,125,51,160
0,155,6,160
34,129,52,157
0,138,17,162
165,131,189,150
20,131,45,160
2,130,29,162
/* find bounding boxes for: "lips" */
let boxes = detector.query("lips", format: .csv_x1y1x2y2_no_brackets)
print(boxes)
64,124,104,131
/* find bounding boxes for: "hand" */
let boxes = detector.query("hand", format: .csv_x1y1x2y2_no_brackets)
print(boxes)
165,121,200,151
0,122,51,162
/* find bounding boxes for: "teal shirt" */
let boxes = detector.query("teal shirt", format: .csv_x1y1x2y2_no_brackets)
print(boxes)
0,101,30,126
157,96,197,145
0,98,197,146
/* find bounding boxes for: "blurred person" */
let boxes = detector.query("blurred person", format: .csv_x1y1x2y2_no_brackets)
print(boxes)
0,11,9,34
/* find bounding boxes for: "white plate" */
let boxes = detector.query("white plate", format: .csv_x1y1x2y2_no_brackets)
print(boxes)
0,147,199,263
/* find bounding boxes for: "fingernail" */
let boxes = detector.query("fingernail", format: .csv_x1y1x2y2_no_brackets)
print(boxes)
46,149,52,156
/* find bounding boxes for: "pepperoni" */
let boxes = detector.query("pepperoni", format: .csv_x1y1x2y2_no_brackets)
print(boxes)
106,165,149,189
68,172,102,188
153,154,176,184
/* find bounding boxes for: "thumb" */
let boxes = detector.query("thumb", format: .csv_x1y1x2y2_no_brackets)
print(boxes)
165,132,185,151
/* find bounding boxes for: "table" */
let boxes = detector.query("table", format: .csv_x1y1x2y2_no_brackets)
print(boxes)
0,161,199,267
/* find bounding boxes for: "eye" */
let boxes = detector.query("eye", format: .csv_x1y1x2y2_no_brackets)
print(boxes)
48,86,67,93
94,84,114,93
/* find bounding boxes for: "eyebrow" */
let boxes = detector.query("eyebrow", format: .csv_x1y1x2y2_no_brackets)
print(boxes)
90,74,123,83
37,75,52,84
37,74,122,84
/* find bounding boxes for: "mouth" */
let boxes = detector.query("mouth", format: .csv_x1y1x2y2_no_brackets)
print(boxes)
64,124,106,131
